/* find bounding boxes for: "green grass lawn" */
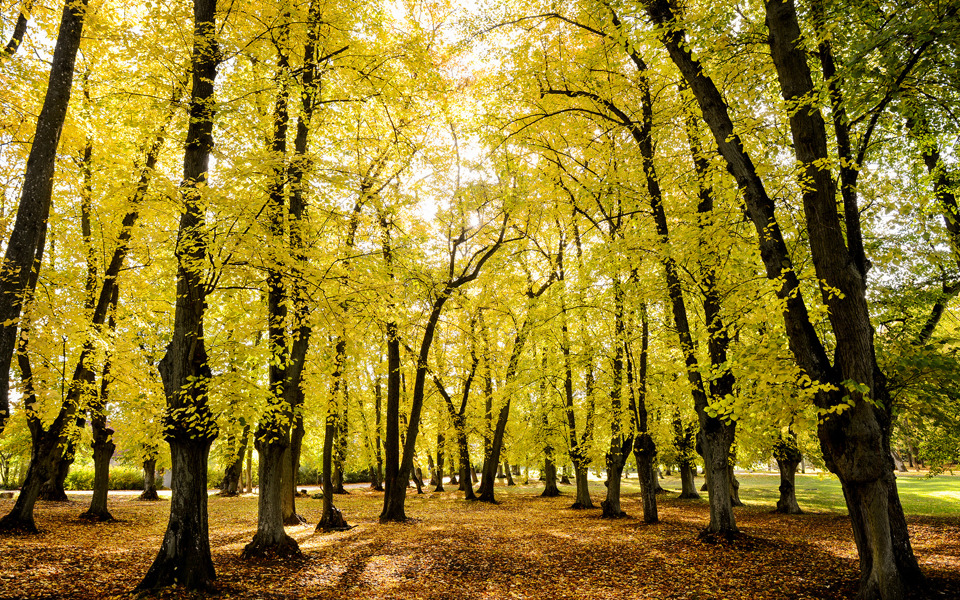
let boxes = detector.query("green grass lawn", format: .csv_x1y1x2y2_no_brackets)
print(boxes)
730,471,960,516
668,473,960,517
491,470,960,517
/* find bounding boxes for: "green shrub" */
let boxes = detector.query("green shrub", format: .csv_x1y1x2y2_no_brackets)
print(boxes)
343,469,371,484
64,466,95,491
64,465,147,490
110,466,145,490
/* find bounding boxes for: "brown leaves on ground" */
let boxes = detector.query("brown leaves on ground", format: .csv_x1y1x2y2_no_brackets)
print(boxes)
0,486,958,600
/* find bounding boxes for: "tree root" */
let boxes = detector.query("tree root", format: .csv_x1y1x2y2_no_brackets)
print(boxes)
241,534,302,559
316,506,351,532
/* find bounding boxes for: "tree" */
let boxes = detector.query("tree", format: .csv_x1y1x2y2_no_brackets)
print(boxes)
0,0,88,437
641,0,925,594
136,0,219,590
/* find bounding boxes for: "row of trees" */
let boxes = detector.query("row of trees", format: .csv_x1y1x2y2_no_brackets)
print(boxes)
0,0,958,598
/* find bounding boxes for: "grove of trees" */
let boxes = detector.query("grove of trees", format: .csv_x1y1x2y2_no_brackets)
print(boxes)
1,0,958,599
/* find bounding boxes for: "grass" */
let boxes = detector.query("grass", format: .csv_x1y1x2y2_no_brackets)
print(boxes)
727,471,960,516
499,470,960,517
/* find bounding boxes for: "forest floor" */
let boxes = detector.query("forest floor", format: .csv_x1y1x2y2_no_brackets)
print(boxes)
1,475,958,600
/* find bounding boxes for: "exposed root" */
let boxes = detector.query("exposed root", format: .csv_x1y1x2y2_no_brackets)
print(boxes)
316,506,351,532
78,510,115,522
241,534,302,560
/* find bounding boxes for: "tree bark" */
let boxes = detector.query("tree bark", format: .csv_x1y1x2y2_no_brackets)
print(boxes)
141,457,160,501
642,0,923,593
434,431,445,491
630,307,657,523
477,303,546,503
81,322,117,522
602,278,629,519
243,434,300,557
541,451,559,497
137,0,220,590
1,0,31,57
382,221,507,520
774,434,803,515
0,0,88,434
138,440,216,590
318,340,350,532
220,425,248,496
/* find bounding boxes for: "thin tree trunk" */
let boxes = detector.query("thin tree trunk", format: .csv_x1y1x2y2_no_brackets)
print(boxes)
1,0,31,57
220,425,249,496
504,460,515,486
541,451,559,497
0,0,88,435
434,431,445,492
602,277,629,519
630,306,657,522
318,340,350,532
81,288,119,521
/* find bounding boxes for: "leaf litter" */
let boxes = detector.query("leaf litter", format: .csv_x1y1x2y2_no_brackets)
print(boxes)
0,486,957,599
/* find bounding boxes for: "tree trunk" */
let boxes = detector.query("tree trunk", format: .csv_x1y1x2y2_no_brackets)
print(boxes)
630,305,657,522
137,0,219,590
773,433,803,514
570,463,593,509
601,276,629,519
890,451,907,473
678,461,700,499
434,431,445,492
243,439,300,557
318,342,350,531
138,440,216,590
1,0,30,57
378,216,405,522
0,413,69,531
504,460,515,486
412,465,424,494
643,1,924,593
775,459,802,515
477,399,511,503
0,0,88,434
374,377,384,488
601,438,631,518
458,425,475,499
541,450,559,497
141,458,160,501
728,463,744,507
220,426,248,496
245,443,253,493
280,445,300,516
635,435,659,520
39,452,71,502
80,424,115,521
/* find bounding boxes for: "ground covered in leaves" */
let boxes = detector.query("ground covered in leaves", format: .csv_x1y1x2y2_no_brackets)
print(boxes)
1,478,958,600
